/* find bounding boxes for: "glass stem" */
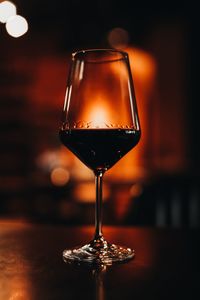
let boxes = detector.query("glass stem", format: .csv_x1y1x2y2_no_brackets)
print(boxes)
94,170,104,240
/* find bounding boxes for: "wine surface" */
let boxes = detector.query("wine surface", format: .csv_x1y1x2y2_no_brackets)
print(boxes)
59,128,140,172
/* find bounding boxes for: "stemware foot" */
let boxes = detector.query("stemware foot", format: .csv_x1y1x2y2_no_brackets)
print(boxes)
63,240,134,266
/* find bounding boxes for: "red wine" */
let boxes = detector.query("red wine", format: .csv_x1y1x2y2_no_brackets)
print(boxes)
59,128,140,172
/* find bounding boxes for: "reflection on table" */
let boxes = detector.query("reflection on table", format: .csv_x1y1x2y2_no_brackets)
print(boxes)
0,220,199,299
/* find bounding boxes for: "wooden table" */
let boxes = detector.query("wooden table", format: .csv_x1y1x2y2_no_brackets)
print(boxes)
0,220,199,299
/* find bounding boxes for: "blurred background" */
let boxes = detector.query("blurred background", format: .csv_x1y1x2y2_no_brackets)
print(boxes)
0,0,199,227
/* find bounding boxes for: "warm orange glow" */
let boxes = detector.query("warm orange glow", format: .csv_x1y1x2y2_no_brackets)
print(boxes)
130,183,143,197
50,167,70,186
88,102,109,128
72,157,93,180
7,277,32,300
33,46,157,214
0,222,33,300
127,46,156,169
58,46,157,183
76,89,113,128
73,182,110,203
127,47,156,86
107,46,157,181
0,1,16,23
111,46,156,91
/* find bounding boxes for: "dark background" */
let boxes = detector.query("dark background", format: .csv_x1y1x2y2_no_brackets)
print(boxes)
0,0,199,226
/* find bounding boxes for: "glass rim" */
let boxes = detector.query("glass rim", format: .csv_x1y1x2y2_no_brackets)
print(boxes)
72,48,129,63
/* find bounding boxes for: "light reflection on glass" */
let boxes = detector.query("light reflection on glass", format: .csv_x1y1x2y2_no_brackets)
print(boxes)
93,266,106,300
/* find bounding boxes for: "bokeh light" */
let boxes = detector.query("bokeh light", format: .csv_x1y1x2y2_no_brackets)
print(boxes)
6,14,28,37
107,27,130,49
0,0,16,23
50,167,70,186
130,183,143,198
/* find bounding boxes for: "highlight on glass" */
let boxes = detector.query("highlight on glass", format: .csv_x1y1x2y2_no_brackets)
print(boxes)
59,49,141,265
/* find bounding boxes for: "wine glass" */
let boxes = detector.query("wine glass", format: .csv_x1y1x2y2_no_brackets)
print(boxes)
59,49,141,265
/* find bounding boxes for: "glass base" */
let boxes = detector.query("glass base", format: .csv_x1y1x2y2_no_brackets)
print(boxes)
63,238,134,266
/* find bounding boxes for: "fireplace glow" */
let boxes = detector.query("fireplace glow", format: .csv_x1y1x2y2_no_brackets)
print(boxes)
88,105,109,128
